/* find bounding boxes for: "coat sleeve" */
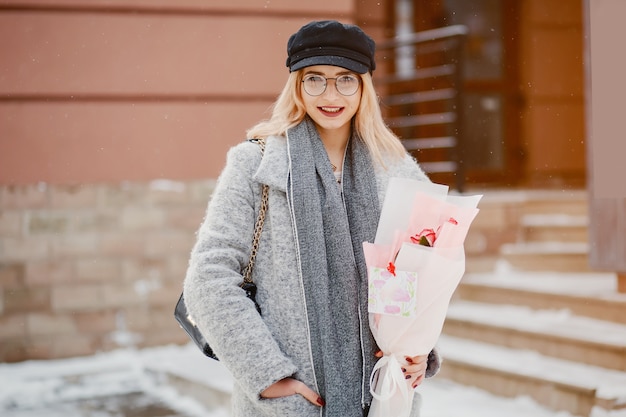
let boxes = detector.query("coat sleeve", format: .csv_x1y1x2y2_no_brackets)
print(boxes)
425,347,442,378
183,141,298,399
399,153,431,182
375,152,431,199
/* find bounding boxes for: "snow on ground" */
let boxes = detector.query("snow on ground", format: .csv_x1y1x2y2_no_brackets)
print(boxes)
0,344,230,417
0,342,613,417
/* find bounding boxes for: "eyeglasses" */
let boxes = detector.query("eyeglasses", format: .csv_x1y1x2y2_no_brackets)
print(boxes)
301,74,361,96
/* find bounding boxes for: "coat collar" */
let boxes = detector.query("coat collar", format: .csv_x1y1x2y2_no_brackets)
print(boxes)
253,135,289,192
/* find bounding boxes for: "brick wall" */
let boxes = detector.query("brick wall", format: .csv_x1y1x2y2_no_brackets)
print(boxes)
0,180,214,362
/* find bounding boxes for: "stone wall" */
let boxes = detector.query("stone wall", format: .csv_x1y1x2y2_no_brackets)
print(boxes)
0,180,214,362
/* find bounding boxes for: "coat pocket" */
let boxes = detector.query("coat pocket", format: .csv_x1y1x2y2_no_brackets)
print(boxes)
258,393,318,416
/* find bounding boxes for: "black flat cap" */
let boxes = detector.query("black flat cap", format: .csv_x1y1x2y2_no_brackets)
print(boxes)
286,20,376,74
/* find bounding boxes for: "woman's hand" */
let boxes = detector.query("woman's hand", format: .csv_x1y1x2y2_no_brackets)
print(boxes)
261,377,325,407
402,354,428,388
375,351,428,389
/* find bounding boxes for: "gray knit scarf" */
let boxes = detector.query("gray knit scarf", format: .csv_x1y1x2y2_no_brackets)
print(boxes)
286,118,380,417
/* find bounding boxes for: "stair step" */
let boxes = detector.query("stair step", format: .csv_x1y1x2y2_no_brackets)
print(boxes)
465,255,499,273
457,270,626,325
521,214,588,243
500,242,591,272
444,301,626,371
478,190,588,214
521,214,588,227
518,191,588,216
437,335,626,416
420,378,580,417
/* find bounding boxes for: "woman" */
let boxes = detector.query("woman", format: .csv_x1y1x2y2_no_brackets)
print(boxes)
183,20,440,417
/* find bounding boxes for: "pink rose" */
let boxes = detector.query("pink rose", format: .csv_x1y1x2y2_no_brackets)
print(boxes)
410,228,437,247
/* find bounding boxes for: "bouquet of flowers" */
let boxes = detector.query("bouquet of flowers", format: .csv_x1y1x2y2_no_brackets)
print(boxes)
364,178,482,417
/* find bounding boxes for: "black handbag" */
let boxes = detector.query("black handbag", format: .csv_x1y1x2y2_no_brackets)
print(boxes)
174,139,268,360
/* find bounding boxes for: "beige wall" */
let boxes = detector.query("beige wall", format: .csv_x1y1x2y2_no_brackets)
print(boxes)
0,0,357,185
586,0,626,285
587,0,626,200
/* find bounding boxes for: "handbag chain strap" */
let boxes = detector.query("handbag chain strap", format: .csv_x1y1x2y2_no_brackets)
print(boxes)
242,138,268,284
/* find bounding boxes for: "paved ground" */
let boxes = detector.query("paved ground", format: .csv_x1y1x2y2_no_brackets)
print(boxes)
0,346,216,417
3,392,193,417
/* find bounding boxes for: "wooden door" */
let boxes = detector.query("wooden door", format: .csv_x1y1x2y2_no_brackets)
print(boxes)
391,0,522,187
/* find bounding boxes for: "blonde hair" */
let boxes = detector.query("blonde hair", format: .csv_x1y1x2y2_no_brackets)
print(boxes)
246,70,406,166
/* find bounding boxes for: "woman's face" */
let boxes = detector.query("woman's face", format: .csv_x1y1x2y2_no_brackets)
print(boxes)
300,65,362,139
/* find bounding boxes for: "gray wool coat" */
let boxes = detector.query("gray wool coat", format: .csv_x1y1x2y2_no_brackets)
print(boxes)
183,134,440,417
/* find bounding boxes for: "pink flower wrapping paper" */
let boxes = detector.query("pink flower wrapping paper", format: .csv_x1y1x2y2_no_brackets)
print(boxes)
364,178,482,417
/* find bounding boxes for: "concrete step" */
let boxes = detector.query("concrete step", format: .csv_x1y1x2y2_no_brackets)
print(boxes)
517,190,588,217
475,190,588,215
419,378,585,417
444,300,626,371
465,255,499,273
437,335,626,417
500,242,591,272
520,214,588,243
456,270,626,325
464,190,589,275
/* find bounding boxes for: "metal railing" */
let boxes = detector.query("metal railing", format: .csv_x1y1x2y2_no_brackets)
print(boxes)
377,25,468,191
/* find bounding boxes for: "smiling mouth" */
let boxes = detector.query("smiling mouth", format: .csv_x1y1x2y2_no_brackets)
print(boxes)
319,106,343,114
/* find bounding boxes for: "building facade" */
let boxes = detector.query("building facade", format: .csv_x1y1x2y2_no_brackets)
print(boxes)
0,0,590,361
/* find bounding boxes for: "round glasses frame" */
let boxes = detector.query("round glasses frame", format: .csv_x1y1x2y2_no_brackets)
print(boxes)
301,74,361,97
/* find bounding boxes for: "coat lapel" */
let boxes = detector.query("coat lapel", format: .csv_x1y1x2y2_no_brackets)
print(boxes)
253,135,289,193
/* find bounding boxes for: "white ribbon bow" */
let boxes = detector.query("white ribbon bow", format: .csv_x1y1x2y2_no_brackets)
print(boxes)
369,354,413,417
